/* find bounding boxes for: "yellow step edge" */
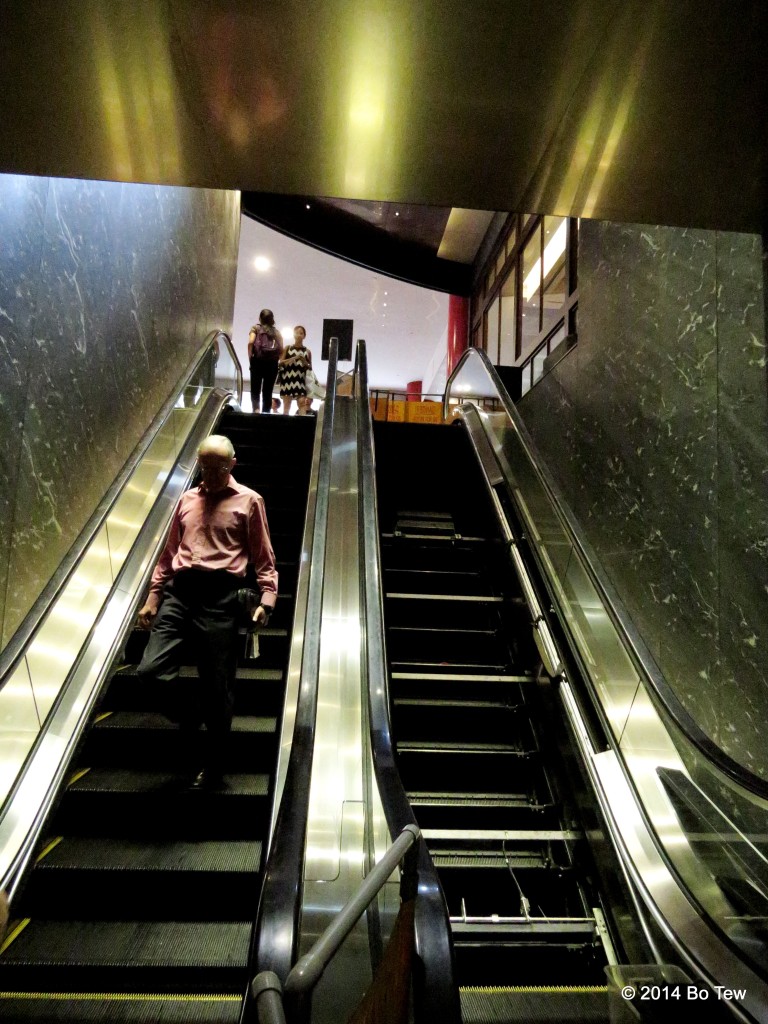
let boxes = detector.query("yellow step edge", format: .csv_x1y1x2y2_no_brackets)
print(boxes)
0,919,31,955
460,985,608,993
0,992,241,1002
35,836,64,862
67,767,91,786
93,711,113,723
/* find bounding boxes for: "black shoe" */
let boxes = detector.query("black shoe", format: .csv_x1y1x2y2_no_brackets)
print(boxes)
190,768,225,791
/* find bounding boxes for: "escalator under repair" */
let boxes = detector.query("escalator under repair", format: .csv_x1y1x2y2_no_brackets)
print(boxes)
0,410,315,1022
374,420,618,1023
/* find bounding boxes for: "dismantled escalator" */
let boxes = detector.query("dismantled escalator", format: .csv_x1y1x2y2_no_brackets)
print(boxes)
374,420,617,1023
0,411,314,1023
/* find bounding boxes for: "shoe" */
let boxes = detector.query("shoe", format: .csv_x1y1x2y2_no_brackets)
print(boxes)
190,768,225,791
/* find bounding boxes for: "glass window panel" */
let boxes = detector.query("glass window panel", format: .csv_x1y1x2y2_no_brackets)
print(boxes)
520,226,542,356
542,216,567,334
485,297,500,362
547,323,567,357
571,218,579,293
532,345,547,387
499,268,516,364
495,248,506,277
505,224,517,257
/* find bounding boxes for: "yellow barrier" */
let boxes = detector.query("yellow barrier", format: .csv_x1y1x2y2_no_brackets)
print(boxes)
369,399,443,423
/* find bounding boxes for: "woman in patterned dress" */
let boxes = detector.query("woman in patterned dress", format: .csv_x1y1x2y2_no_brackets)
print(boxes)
278,325,313,415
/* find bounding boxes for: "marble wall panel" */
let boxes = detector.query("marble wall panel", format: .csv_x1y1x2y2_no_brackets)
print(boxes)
715,231,768,773
517,219,768,775
0,173,240,649
0,176,49,645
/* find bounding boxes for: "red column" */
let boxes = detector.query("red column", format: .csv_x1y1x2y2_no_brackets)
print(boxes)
447,295,469,376
406,380,422,401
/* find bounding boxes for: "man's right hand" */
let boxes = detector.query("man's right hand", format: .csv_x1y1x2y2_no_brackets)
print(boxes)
138,597,160,630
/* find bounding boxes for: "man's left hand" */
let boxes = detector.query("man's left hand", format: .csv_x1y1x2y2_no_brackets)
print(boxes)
252,605,270,626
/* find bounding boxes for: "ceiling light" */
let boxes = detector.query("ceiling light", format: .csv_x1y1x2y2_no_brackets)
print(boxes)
254,256,272,272
305,204,311,210
281,325,293,338
394,211,399,217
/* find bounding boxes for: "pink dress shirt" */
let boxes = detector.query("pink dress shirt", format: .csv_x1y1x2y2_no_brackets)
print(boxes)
149,476,278,607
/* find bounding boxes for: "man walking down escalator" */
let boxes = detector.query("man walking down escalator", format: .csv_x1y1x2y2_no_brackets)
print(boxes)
136,434,278,789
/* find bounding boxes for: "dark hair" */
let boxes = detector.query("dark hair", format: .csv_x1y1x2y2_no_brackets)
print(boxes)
259,308,275,324
294,325,306,336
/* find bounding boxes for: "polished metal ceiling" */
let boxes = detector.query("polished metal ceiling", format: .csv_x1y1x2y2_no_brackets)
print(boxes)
1,0,765,232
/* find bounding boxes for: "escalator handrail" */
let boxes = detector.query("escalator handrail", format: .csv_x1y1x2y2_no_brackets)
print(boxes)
249,340,339,985
0,385,232,895
0,329,239,691
354,341,461,1024
445,347,768,803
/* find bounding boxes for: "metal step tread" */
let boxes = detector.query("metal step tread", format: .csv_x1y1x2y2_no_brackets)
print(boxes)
408,792,538,808
93,714,276,735
460,985,608,1023
0,920,251,967
386,593,503,603
423,828,582,841
392,661,511,673
67,769,270,796
452,919,596,937
382,533,487,543
395,699,520,711
432,852,549,869
114,666,283,682
392,672,531,683
0,993,242,1023
398,741,532,755
34,838,263,875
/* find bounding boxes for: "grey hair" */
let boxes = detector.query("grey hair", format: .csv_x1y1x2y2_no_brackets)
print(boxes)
198,434,235,460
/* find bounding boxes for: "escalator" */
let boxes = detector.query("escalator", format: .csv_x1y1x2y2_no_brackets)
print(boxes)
373,420,618,1022
0,411,315,1022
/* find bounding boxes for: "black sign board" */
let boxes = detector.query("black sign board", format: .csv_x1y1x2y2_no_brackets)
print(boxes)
321,319,353,361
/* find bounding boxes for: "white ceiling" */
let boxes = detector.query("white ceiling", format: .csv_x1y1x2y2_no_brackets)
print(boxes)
232,215,449,391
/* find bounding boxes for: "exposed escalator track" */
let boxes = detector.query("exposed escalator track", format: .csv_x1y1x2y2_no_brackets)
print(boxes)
374,421,614,1023
0,411,314,1023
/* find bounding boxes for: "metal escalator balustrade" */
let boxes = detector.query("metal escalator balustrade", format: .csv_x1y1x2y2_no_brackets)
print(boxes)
443,348,768,1022
0,388,319,1018
373,418,617,1022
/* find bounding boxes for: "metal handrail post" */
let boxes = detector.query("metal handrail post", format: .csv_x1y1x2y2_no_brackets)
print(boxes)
252,972,286,1024
284,824,420,1002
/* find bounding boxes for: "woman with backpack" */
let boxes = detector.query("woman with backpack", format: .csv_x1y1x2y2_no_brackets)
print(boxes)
247,309,283,413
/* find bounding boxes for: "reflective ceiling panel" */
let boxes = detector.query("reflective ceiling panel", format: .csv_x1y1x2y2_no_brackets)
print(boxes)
0,0,765,231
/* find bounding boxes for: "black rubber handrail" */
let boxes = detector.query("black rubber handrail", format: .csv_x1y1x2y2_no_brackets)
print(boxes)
247,340,339,994
0,329,239,691
445,347,768,803
355,340,461,1024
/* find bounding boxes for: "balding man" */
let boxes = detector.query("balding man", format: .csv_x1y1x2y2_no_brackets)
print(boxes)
137,434,277,789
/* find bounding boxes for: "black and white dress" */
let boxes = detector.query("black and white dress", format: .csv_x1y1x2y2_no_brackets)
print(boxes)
278,345,311,398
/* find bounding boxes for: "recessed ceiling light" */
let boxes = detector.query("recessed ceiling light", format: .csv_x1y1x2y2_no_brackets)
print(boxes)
254,256,271,272
305,204,311,210
394,211,399,217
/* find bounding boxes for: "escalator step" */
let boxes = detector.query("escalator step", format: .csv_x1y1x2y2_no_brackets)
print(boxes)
398,741,532,755
56,771,269,839
23,838,263,919
408,793,537,808
0,920,251,992
0,993,242,1023
35,837,262,874
460,985,609,1023
85,714,276,770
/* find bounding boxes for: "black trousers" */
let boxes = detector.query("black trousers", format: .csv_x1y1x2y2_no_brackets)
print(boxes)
137,569,240,773
249,356,279,412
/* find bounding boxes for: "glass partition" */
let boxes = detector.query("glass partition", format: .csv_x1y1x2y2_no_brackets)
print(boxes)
0,382,216,807
446,349,768,982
